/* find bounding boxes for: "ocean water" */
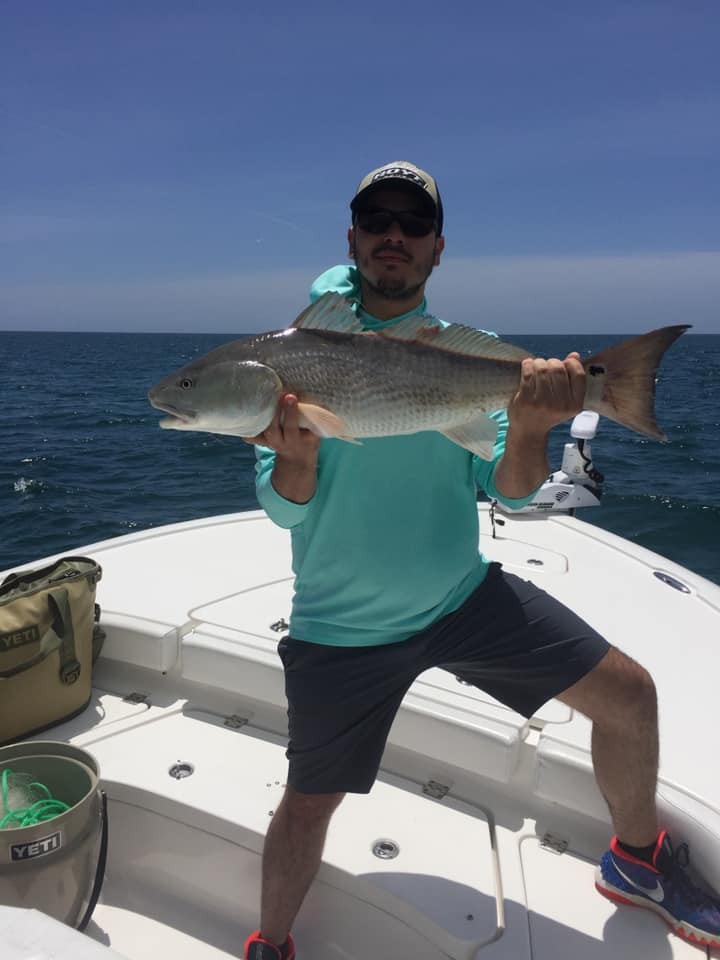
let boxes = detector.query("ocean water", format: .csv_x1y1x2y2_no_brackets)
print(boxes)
2,330,718,585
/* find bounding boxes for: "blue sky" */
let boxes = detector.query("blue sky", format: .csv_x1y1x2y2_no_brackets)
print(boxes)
3,1,719,333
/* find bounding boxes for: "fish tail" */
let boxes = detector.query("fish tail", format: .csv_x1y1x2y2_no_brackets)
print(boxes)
583,325,690,440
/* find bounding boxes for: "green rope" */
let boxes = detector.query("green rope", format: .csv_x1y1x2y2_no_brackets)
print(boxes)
0,768,70,828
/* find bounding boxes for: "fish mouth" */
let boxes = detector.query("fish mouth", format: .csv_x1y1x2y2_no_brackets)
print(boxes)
149,399,196,424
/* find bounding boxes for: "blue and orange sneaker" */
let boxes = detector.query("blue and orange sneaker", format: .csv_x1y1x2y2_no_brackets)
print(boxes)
244,930,296,960
596,831,720,947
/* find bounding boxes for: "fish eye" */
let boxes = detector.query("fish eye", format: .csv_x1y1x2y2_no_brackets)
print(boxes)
180,377,194,390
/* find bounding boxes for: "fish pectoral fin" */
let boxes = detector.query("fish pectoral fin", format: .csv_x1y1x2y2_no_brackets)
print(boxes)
296,402,360,443
441,416,499,460
291,293,365,334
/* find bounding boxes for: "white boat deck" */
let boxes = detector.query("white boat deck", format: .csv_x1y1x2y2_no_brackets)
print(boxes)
3,506,720,959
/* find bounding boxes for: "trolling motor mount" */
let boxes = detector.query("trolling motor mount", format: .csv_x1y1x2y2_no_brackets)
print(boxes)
503,411,604,515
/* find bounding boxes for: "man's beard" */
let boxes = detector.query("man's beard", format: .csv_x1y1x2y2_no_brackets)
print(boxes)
363,274,427,301
356,252,436,301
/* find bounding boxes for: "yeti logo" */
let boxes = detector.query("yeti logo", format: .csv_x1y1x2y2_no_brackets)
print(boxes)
371,166,427,190
10,831,63,861
0,625,39,652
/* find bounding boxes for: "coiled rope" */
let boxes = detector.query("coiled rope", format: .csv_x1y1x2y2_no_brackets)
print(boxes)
0,768,70,828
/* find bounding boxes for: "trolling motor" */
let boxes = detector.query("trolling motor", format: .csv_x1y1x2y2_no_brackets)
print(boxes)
497,411,604,517
520,410,604,512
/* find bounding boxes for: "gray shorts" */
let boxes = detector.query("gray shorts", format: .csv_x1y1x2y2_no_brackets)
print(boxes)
278,563,610,794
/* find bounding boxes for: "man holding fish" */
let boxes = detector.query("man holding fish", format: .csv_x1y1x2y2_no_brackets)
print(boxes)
150,161,720,958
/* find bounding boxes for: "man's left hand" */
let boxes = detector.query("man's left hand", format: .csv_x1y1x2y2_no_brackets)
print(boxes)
508,353,586,438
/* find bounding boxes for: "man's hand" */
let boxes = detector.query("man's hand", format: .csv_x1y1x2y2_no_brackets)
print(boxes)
244,394,320,504
494,353,586,501
508,353,586,439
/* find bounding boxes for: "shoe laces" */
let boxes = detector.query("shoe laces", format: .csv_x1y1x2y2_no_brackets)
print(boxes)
663,842,720,911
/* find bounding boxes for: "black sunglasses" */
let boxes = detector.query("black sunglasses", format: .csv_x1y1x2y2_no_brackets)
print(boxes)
354,207,437,238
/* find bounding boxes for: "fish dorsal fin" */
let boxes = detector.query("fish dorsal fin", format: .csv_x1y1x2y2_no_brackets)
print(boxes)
291,292,365,334
379,316,532,362
292,293,532,362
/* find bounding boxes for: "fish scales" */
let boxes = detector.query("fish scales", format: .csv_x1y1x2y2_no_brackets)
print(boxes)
244,329,521,436
148,291,690,457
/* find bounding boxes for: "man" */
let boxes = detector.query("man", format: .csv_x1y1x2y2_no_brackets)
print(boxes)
243,162,720,959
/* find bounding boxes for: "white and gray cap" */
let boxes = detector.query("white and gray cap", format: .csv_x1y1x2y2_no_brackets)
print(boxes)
350,161,444,234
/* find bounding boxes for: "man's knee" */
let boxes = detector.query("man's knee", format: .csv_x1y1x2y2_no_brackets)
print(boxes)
605,648,655,705
282,787,345,823
559,647,657,724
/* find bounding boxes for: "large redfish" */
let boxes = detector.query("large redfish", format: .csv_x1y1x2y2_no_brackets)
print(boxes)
148,292,689,459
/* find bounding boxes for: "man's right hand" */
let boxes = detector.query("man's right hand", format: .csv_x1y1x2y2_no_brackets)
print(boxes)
244,394,320,504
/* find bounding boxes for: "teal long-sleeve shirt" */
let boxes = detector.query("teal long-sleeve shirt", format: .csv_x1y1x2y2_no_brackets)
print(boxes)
254,266,539,647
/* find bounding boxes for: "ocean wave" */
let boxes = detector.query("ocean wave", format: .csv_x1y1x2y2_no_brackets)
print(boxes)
13,477,47,495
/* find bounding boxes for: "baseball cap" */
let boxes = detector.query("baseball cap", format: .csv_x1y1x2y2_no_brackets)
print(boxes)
350,161,444,234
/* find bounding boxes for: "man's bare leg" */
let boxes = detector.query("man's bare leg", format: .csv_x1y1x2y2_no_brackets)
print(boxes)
259,787,345,946
558,646,659,846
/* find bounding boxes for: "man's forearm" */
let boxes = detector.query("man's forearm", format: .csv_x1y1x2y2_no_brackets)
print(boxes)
492,426,550,500
271,455,318,505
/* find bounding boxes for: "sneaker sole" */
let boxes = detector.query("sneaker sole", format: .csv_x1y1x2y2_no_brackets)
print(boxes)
595,872,720,948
